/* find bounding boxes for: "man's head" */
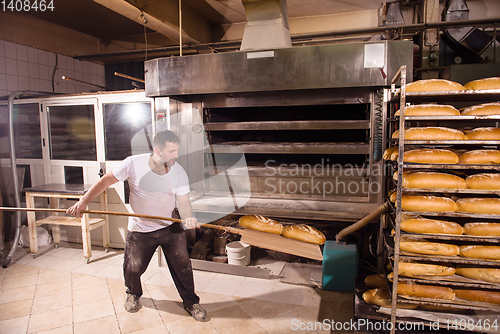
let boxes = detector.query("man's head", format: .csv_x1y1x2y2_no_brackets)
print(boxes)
153,130,180,166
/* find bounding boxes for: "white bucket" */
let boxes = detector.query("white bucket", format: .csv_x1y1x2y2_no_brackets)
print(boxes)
226,241,251,266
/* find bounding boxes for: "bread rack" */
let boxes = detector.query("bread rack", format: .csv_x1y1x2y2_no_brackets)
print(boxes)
380,65,500,333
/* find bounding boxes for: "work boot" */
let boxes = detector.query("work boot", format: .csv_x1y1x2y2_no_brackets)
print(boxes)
184,303,207,321
124,293,141,313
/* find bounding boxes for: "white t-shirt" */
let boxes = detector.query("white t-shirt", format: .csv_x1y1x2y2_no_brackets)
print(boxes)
112,153,190,232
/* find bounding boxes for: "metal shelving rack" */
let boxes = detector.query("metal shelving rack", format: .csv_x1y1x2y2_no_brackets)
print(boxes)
386,65,500,333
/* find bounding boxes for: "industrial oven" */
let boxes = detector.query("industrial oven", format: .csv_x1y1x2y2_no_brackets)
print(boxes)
145,41,414,231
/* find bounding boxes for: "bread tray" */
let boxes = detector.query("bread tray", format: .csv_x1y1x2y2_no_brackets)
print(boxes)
396,296,500,312
397,252,500,267
397,276,500,290
402,162,500,171
402,210,500,220
390,89,500,103
402,187,500,195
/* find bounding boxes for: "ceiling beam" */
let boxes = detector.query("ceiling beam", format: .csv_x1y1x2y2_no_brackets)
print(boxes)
93,0,213,45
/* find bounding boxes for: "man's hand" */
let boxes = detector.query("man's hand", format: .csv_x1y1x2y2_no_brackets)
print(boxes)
183,217,200,230
66,200,88,218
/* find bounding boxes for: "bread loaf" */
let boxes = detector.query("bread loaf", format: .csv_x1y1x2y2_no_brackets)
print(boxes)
465,127,500,141
397,282,455,300
239,215,283,234
459,245,500,260
392,127,466,140
395,104,460,116
464,77,500,90
454,289,500,305
456,198,500,215
364,274,387,288
399,262,455,277
383,146,399,161
461,102,500,116
456,266,500,284
400,239,460,256
403,148,459,164
465,173,500,190
406,79,464,92
399,195,458,212
463,222,500,237
362,288,418,309
458,150,500,165
401,171,466,189
400,217,463,235
281,224,326,244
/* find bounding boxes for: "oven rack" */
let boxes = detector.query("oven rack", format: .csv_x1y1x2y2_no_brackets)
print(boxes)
390,139,500,145
400,187,500,195
389,89,500,103
400,162,500,171
400,210,500,220
389,115,500,121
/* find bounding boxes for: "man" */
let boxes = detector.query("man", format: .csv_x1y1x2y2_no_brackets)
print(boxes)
66,130,207,321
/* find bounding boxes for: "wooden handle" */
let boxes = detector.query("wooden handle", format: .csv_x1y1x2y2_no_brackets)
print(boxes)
0,206,241,233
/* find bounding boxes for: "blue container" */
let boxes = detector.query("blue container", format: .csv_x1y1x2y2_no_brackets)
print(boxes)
322,240,358,292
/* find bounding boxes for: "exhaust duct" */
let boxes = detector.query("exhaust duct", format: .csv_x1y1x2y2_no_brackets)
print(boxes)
240,0,292,51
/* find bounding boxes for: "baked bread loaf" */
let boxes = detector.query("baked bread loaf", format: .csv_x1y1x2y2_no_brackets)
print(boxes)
461,102,500,116
464,77,500,90
456,198,500,215
383,146,399,161
406,79,464,92
465,127,500,141
400,217,463,235
362,288,418,309
459,245,500,260
239,215,283,234
466,173,500,190
400,238,460,256
392,127,466,140
397,282,455,300
456,266,500,284
463,222,500,237
399,195,458,212
395,104,460,116
364,274,387,288
454,289,500,305
399,261,455,277
458,149,500,165
403,148,459,164
281,224,326,244
401,171,466,189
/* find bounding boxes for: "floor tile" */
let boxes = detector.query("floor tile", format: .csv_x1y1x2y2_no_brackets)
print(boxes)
0,285,36,304
32,291,72,314
116,306,164,333
73,298,116,323
0,299,33,321
0,315,30,334
27,307,72,333
200,275,243,296
165,317,217,334
1,272,38,290
73,284,111,305
73,315,120,334
34,278,72,298
209,304,258,333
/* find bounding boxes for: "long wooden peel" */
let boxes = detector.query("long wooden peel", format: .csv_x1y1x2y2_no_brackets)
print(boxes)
0,207,323,260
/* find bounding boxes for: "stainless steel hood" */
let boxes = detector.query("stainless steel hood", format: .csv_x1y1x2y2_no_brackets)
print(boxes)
144,41,413,97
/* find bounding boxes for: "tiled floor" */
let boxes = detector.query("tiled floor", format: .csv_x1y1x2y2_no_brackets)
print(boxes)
0,242,354,334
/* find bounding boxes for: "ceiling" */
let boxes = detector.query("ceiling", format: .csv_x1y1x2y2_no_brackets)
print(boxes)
25,0,386,57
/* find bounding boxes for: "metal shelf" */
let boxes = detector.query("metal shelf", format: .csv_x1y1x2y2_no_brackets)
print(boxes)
203,120,370,131
401,187,500,195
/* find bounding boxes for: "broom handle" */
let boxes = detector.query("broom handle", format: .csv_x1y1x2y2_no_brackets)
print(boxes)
0,207,230,231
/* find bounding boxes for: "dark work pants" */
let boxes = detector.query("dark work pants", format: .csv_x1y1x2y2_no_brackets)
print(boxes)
123,223,199,308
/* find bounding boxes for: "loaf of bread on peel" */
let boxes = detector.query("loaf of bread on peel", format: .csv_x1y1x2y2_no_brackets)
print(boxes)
461,102,500,116
400,171,466,189
465,127,500,141
400,238,460,256
458,150,500,165
456,266,500,284
454,289,500,305
466,173,500,190
406,79,464,92
239,215,283,234
281,224,326,244
464,77,500,90
395,104,460,116
463,222,500,237
459,245,500,260
403,148,459,164
392,127,466,140
456,198,500,215
400,217,463,235
397,282,455,300
398,261,455,277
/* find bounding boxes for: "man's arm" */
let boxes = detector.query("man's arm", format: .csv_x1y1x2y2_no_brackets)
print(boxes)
176,193,199,229
66,171,119,217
